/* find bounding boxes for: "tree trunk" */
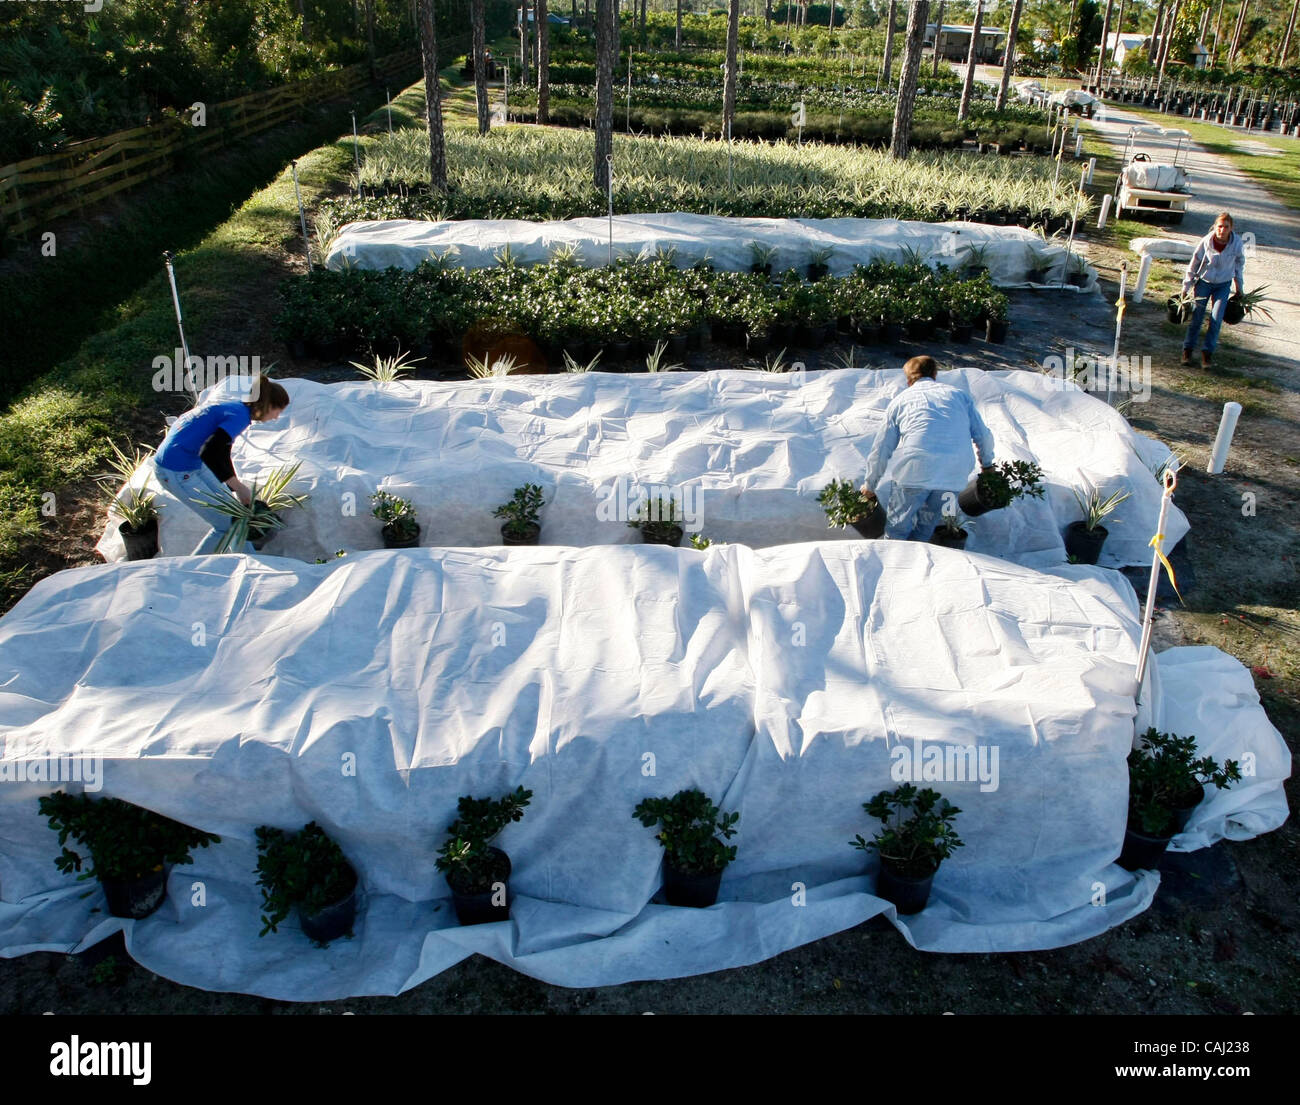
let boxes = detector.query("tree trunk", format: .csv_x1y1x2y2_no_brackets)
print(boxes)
417,0,447,190
1282,0,1299,63
296,0,311,42
594,0,615,192
639,0,647,48
1210,0,1225,64
677,0,683,46
520,5,530,86
1148,0,1165,59
723,0,740,139
890,0,929,159
1229,0,1251,64
996,0,1025,110
366,0,377,81
931,1,945,77
1067,0,1079,35
1158,0,1182,78
956,1,983,121
1097,0,1115,85
538,0,551,124
473,0,490,134
1111,0,1128,88
881,0,897,88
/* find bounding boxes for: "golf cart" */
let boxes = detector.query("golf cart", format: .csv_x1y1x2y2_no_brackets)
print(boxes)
1114,125,1193,224
1050,89,1099,117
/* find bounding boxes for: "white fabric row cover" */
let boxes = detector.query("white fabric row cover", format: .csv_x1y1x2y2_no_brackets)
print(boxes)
96,370,1186,570
1122,163,1190,192
325,213,1099,291
0,544,1287,998
1131,237,1195,261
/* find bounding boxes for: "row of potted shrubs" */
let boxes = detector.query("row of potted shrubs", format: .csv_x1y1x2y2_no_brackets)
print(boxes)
34,726,1240,944
272,257,1013,366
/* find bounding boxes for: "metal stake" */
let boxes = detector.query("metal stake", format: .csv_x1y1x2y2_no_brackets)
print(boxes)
163,250,196,401
291,160,312,272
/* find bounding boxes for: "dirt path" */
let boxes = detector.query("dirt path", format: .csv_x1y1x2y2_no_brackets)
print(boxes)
1088,104,1300,368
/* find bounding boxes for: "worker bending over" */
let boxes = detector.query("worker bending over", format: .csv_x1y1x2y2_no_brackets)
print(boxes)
859,356,995,541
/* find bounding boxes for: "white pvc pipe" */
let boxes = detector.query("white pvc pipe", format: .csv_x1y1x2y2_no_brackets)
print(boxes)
1132,252,1153,304
1086,156,1096,184
1207,402,1243,474
1135,471,1176,691
1075,134,1084,157
1098,193,1113,228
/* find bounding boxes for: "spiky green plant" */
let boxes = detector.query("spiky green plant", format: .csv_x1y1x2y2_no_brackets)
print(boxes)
350,349,424,382
191,463,309,553
466,352,520,378
1073,487,1131,532
645,340,682,374
562,349,603,373
96,440,158,531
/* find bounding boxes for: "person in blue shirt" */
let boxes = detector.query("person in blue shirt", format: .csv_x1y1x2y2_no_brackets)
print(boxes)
859,356,995,541
153,379,290,554
1181,211,1246,368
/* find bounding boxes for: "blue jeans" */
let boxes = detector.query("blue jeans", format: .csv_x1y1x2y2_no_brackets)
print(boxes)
885,486,956,541
153,464,249,555
1184,279,1232,354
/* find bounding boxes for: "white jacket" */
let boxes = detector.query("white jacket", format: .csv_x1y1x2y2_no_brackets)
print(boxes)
862,378,995,492
1183,229,1246,290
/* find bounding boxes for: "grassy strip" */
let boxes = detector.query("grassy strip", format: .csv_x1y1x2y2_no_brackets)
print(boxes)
1109,104,1300,217
0,77,439,570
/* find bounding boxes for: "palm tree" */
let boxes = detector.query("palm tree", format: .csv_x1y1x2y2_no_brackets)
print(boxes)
996,0,1026,110
538,0,551,125
1096,0,1115,85
957,0,985,121
417,0,447,190
677,0,684,47
472,0,490,134
932,1,946,77
594,0,616,193
891,0,931,159
723,0,740,139
881,0,898,88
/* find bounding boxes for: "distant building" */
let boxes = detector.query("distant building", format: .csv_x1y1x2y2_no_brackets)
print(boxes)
925,23,1009,64
1105,32,1149,67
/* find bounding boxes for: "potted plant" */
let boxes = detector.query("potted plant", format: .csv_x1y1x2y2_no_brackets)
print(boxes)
807,245,833,282
1064,487,1130,564
39,793,220,920
957,460,1045,517
851,784,963,915
984,292,1010,343
435,786,532,925
1223,284,1273,326
929,511,969,551
1166,289,1197,325
193,463,310,553
371,489,420,548
1064,253,1090,288
964,242,990,278
255,822,359,944
1120,728,1241,871
97,441,159,561
494,483,545,545
818,478,886,539
628,495,685,547
633,788,739,908
748,241,777,277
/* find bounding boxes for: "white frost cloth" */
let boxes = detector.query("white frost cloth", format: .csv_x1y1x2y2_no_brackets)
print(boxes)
0,544,1286,998
96,370,1188,571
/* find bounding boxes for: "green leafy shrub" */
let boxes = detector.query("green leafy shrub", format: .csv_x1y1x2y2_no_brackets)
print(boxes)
851,784,963,879
634,788,739,876
435,787,533,894
255,822,356,936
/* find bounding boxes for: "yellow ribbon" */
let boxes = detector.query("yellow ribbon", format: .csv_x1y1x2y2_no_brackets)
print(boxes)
1148,531,1183,604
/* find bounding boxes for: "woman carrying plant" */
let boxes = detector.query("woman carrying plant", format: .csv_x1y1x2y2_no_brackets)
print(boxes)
152,378,291,554
1180,211,1246,369
859,356,995,541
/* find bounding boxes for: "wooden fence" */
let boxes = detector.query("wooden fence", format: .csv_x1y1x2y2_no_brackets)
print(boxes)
0,50,420,239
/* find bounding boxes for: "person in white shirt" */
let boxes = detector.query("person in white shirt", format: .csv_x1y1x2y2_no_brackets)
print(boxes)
1181,211,1246,368
859,356,995,541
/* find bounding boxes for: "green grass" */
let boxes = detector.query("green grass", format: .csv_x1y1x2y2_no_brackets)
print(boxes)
1112,104,1300,217
0,79,439,566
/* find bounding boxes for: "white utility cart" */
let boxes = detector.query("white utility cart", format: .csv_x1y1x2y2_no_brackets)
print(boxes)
1114,125,1194,224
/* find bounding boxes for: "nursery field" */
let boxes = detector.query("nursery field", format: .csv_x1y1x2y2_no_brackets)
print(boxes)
0,71,1297,1019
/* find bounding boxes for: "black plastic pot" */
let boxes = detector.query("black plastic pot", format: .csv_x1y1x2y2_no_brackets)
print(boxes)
880,320,903,343
807,262,830,282
450,847,512,925
611,339,634,361
929,525,969,550
876,861,936,915
750,263,772,277
299,876,358,944
985,318,1009,344
747,331,770,356
289,339,309,360
1067,272,1089,288
1171,783,1206,832
119,517,158,561
771,322,795,347
1118,825,1173,871
382,522,421,549
641,524,684,547
950,321,973,343
957,476,997,517
247,499,279,549
502,522,540,546
849,501,887,539
668,333,689,358
565,339,594,364
663,861,723,908
101,866,168,920
1223,295,1245,325
1167,297,1193,325
795,323,827,348
1064,521,1107,564
906,317,934,340
308,337,346,361
854,319,881,344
